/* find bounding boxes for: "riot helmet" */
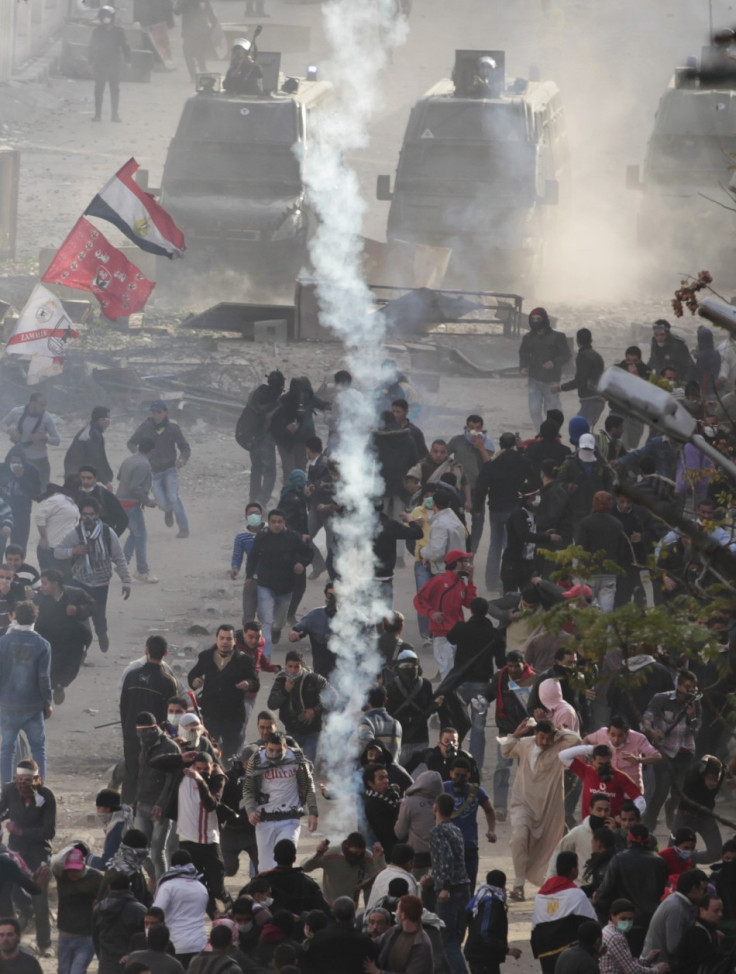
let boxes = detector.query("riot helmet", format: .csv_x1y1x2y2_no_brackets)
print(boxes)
98,4,115,22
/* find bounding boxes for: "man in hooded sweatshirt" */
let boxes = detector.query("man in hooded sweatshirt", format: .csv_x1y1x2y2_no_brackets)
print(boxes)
92,872,146,974
558,433,614,530
518,308,571,432
394,770,444,878
560,328,606,428
648,319,694,384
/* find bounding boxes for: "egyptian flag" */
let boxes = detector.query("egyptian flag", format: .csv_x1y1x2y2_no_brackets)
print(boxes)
84,157,185,259
42,217,155,321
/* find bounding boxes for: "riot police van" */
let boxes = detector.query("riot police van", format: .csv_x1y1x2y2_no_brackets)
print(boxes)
627,40,736,277
156,53,333,285
376,50,569,289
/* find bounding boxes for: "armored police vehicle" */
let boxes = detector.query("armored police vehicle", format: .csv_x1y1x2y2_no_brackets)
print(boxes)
627,40,736,276
376,50,569,289
157,53,333,284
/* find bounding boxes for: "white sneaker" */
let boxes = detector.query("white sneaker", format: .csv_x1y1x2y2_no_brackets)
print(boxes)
133,572,159,584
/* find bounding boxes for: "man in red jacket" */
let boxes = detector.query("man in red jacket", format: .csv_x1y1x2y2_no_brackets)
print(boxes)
414,549,476,680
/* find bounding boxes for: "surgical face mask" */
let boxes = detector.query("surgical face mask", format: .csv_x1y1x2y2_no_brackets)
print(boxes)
167,713,182,727
9,464,22,475
246,514,262,529
424,497,434,510
183,727,201,743
237,922,253,934
675,846,693,861
615,920,633,933
262,897,273,908
530,495,541,508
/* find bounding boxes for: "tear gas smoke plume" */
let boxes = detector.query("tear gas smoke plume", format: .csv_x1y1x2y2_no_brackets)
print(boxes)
300,0,408,834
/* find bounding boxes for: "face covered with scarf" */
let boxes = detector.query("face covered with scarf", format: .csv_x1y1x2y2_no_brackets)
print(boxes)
78,504,108,573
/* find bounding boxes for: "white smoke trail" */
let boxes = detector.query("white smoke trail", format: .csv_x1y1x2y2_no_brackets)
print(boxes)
300,0,408,834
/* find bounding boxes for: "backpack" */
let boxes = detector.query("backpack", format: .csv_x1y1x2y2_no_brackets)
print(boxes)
235,401,264,452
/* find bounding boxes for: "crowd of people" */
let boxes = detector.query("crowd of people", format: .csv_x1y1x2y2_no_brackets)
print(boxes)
0,309,734,974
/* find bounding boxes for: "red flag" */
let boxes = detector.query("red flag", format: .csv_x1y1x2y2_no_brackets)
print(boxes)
41,217,155,320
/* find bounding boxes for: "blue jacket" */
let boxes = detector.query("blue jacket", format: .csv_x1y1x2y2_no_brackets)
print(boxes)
0,627,52,712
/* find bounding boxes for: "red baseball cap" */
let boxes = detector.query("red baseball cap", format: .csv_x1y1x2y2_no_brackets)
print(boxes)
444,549,473,566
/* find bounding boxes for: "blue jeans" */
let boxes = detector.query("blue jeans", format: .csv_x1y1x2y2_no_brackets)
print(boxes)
469,509,485,554
57,934,95,974
249,434,277,507
123,504,149,575
493,741,514,813
205,717,245,765
0,709,47,785
296,729,320,764
152,467,189,533
528,378,561,433
437,885,470,974
414,561,432,639
486,508,513,592
457,682,488,773
257,586,292,659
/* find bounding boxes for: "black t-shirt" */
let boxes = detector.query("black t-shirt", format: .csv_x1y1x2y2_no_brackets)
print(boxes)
0,949,43,974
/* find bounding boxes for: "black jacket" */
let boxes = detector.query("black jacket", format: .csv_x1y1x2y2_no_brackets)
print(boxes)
536,481,574,544
358,739,413,795
446,615,505,682
245,528,312,595
84,484,128,536
502,505,550,567
300,923,377,974
575,512,631,566
374,514,422,577
137,731,180,806
519,325,571,383
92,890,146,974
35,585,94,649
385,675,437,745
0,854,41,918
270,378,328,448
475,450,535,513
557,455,614,523
373,427,419,496
188,648,259,724
363,788,401,856
252,866,330,915
65,425,113,485
0,783,56,860
88,24,131,71
561,344,605,399
648,333,694,383
120,663,178,737
595,847,668,927
267,669,328,735
524,437,571,474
